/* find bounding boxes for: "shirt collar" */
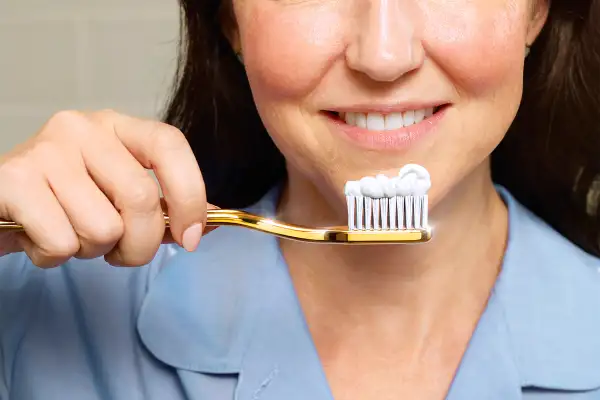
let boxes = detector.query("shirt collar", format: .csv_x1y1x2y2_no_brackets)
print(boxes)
137,185,600,393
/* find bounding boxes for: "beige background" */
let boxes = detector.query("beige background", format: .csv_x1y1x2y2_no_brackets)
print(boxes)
0,0,180,155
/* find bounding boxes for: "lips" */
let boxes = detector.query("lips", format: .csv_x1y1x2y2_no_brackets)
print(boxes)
322,105,449,150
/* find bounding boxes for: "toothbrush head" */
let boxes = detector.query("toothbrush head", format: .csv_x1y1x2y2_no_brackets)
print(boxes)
342,165,432,243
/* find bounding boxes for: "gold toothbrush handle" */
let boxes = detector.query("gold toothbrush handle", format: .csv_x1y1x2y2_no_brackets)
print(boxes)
0,209,431,244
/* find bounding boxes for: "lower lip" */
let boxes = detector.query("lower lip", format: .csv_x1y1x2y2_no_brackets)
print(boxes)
324,107,448,151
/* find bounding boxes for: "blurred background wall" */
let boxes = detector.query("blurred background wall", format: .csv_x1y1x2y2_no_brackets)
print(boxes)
0,0,180,154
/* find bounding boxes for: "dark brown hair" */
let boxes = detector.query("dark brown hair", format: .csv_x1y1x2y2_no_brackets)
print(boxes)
165,0,600,256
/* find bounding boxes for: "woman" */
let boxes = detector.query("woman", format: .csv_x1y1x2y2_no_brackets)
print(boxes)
0,0,599,398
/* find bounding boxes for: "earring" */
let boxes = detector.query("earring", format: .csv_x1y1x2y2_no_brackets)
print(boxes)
525,46,531,57
236,51,244,63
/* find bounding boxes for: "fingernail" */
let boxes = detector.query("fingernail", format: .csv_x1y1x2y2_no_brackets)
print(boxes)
182,223,203,252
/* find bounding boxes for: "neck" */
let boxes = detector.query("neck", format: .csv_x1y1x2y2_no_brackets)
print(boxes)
277,163,508,334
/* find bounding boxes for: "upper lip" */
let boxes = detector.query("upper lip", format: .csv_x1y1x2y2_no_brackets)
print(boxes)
324,102,449,114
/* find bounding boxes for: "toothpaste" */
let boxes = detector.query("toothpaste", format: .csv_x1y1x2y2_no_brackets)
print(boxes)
345,165,431,198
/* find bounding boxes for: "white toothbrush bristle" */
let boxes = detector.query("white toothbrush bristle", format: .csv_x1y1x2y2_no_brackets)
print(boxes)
389,197,397,230
406,196,414,229
356,196,364,230
381,199,388,230
398,197,405,229
373,199,380,230
414,196,421,229
346,195,355,230
365,197,373,230
422,195,428,228
345,194,429,232
344,167,430,232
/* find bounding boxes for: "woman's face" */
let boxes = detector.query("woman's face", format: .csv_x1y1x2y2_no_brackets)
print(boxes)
231,0,548,210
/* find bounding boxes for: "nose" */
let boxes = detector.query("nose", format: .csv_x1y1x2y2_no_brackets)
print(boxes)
346,0,424,82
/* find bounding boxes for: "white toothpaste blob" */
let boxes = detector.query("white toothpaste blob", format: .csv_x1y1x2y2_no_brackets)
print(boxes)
380,175,397,198
344,180,362,196
413,179,431,196
359,176,385,198
398,164,431,196
393,174,415,197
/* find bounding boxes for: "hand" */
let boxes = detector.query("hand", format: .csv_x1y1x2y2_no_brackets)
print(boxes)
0,110,213,268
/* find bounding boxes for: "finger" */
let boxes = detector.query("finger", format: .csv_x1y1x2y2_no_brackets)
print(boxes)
42,145,124,259
73,125,165,267
0,159,79,267
159,198,219,244
104,112,207,251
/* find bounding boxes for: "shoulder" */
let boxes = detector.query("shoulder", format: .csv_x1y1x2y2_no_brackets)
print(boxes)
495,188,600,389
498,184,600,330
503,199,600,319
499,186,600,279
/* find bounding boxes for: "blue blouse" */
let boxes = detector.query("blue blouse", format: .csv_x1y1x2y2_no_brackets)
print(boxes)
1,187,600,399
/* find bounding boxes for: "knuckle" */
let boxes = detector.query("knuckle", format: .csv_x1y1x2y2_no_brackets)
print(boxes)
28,253,58,269
31,140,62,161
119,177,160,213
30,256,64,269
105,250,154,268
149,123,187,152
86,218,124,245
42,110,98,143
0,157,36,187
90,109,120,125
132,250,157,266
29,239,79,268
45,110,88,134
45,237,80,259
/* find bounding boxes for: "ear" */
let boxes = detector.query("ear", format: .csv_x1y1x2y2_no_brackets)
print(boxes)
526,0,550,45
219,1,241,53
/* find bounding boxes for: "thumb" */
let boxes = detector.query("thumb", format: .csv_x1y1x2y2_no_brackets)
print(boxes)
160,199,220,245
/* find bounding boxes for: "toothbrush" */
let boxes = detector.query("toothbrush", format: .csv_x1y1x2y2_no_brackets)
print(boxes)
0,165,432,244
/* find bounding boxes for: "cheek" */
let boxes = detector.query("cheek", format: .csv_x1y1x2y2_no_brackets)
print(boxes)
239,2,345,100
422,0,529,95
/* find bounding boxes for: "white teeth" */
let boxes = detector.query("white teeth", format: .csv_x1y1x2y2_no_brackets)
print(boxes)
343,108,435,131
384,113,404,130
355,113,367,129
366,113,385,130
414,109,425,124
346,112,356,126
403,110,415,126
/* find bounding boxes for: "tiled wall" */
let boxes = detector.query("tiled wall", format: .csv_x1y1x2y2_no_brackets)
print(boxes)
0,0,180,154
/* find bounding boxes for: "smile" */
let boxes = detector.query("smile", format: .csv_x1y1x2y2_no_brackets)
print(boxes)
323,105,449,150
